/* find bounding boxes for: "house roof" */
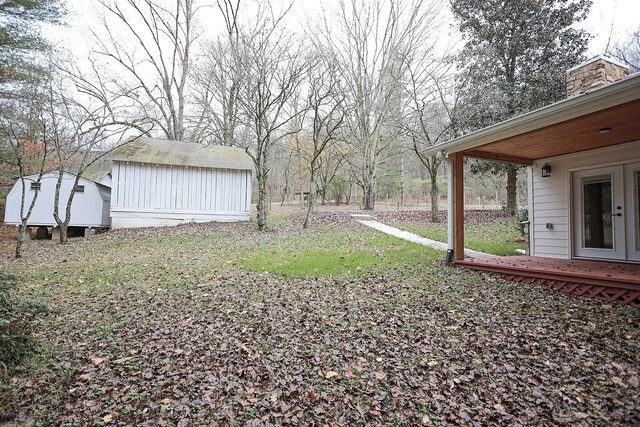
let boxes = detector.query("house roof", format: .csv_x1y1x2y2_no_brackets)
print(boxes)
112,137,254,171
422,72,640,164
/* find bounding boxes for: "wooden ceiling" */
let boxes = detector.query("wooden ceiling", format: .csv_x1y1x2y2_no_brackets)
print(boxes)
461,98,640,165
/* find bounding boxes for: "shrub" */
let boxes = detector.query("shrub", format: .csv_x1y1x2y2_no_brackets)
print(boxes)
0,271,50,371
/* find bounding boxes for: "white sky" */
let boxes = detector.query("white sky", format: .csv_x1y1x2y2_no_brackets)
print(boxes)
51,0,639,67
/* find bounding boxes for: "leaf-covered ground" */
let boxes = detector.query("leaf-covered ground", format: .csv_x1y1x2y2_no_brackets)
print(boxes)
1,210,639,426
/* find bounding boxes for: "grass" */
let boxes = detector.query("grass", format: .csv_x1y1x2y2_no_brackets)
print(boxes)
392,216,526,256
240,226,439,277
1,213,638,426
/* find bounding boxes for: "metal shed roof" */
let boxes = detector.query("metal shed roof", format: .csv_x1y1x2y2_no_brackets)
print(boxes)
68,152,112,182
112,137,254,171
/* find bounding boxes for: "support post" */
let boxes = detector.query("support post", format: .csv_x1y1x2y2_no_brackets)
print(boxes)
452,153,465,261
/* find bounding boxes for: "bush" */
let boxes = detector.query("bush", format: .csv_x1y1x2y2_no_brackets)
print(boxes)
515,207,529,236
0,271,50,371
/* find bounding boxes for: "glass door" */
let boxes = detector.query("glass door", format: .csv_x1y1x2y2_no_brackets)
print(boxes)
573,166,625,260
625,163,640,262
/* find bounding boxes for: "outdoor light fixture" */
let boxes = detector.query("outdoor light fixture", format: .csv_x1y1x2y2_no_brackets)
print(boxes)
599,127,612,134
541,163,552,178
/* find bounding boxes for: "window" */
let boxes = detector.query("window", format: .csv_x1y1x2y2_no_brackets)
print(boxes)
30,182,41,190
74,185,85,193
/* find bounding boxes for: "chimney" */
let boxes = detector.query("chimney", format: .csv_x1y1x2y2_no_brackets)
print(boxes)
566,55,629,97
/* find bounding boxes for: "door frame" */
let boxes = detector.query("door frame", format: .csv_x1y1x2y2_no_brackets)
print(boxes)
625,162,640,262
572,165,625,260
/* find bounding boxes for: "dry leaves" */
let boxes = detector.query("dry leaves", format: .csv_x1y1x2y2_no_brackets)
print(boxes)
1,214,639,426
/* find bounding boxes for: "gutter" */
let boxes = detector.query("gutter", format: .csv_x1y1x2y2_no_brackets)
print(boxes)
438,150,455,265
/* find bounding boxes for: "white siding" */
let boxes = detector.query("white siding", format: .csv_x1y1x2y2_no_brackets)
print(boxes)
4,172,111,227
531,139,640,259
110,161,252,228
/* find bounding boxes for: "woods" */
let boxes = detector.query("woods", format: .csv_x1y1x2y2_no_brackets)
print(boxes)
0,0,601,235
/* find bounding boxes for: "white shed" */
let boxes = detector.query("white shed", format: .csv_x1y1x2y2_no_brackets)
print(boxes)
4,170,111,228
110,138,253,229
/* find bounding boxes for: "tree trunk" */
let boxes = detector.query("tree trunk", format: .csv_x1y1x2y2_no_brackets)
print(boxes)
506,166,518,217
59,223,69,244
15,225,28,259
430,170,439,222
256,170,268,231
363,180,375,210
400,155,405,208
303,165,317,229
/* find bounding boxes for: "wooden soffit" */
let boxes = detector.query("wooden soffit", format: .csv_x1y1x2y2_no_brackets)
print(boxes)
460,98,640,165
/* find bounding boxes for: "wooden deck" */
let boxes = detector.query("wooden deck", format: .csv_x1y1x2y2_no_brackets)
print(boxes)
456,256,640,307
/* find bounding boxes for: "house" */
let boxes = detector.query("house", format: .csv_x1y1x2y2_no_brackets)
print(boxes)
422,56,640,306
4,160,112,236
110,138,253,228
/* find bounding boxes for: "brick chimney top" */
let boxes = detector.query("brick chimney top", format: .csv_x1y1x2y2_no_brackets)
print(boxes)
566,55,629,98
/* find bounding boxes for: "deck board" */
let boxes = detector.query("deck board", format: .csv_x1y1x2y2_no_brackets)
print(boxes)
456,256,640,306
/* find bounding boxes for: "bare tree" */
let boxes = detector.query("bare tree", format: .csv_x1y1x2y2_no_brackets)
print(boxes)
190,0,244,145
609,26,640,72
0,86,52,258
323,0,439,210
92,0,199,140
50,77,150,244
403,59,458,222
302,54,345,228
235,2,307,230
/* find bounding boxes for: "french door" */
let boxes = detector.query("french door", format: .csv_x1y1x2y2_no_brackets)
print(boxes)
573,163,640,261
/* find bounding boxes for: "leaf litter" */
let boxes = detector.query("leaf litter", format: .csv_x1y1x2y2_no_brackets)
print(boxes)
0,212,638,426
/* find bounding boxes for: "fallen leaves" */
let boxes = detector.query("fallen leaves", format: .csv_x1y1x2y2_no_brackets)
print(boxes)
325,371,339,379
2,214,639,426
494,403,508,415
89,355,105,366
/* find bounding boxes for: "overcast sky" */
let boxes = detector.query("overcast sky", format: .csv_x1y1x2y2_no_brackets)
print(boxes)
52,0,639,66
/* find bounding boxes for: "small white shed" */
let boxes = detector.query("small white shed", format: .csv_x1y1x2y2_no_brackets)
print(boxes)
4,170,111,228
110,138,253,229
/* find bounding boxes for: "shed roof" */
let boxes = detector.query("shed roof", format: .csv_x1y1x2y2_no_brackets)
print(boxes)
68,152,112,182
422,72,640,164
112,137,254,171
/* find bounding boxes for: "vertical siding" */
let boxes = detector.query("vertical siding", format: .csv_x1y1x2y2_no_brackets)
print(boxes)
4,172,109,226
532,140,640,259
112,162,252,214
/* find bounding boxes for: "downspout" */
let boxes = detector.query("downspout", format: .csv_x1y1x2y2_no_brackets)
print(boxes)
438,151,455,265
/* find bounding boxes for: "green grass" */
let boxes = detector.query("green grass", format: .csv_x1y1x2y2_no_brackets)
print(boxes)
392,217,526,256
239,228,439,277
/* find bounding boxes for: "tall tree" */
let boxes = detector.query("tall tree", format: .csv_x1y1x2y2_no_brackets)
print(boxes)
48,68,151,244
235,1,306,230
325,0,439,210
450,0,591,216
92,0,198,140
302,53,345,228
0,0,65,94
190,0,244,145
0,83,52,258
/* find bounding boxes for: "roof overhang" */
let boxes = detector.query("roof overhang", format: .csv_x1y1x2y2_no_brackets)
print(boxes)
423,73,640,165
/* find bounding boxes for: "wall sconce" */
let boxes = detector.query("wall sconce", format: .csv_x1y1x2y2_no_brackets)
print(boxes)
541,163,552,178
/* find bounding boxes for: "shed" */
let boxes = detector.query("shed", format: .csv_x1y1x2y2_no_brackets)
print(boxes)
110,138,253,228
4,168,111,229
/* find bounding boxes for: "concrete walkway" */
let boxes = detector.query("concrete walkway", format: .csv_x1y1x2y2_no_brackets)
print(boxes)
351,214,492,259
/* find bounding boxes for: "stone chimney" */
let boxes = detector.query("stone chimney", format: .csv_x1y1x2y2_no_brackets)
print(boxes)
566,55,629,97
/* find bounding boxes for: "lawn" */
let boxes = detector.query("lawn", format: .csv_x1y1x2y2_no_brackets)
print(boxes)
0,211,638,426
391,213,527,256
